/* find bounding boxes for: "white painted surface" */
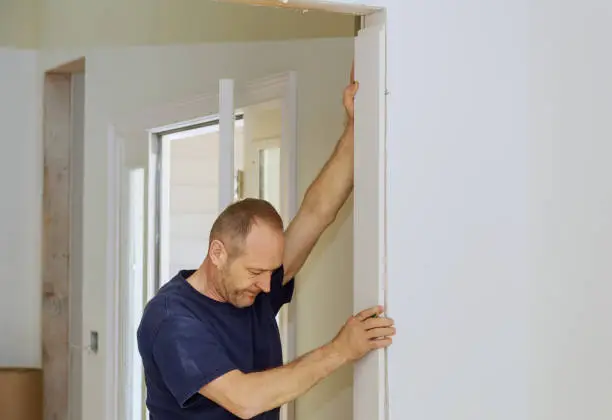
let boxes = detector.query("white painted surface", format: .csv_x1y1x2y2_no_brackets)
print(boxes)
159,123,246,280
242,101,283,201
528,2,612,418
383,1,530,419
219,79,236,210
0,48,41,368
353,19,386,420
167,132,221,276
70,39,353,420
336,0,611,419
260,1,612,419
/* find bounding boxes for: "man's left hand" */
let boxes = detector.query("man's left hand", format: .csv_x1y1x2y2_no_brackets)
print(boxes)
343,81,359,122
344,62,359,121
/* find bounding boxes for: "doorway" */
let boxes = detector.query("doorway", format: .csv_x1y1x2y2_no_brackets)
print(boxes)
153,115,245,291
104,6,384,418
114,73,297,420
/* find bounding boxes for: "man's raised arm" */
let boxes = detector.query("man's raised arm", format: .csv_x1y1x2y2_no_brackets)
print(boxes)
282,75,359,283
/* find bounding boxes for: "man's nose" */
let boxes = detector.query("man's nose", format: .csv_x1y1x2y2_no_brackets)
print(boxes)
257,274,272,293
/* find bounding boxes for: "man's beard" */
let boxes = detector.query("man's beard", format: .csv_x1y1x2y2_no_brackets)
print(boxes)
217,264,258,308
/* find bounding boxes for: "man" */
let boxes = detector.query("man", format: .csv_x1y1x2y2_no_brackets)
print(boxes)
137,70,395,420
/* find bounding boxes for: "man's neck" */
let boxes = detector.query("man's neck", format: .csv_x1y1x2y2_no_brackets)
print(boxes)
187,258,227,303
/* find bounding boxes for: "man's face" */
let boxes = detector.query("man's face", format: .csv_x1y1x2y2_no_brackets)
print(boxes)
220,222,284,308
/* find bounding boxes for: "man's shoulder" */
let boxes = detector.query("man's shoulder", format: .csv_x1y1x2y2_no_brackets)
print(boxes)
138,280,203,349
142,291,198,327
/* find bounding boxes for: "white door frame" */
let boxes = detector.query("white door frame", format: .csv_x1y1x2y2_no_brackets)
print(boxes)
353,11,388,420
106,71,299,420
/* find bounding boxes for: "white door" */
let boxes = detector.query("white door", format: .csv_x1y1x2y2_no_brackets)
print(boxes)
353,11,387,420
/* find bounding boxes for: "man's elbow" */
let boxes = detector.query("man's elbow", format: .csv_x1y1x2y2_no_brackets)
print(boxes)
226,396,264,419
200,372,266,419
219,382,266,419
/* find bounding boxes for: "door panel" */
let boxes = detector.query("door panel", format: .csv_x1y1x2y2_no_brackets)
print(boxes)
353,14,387,420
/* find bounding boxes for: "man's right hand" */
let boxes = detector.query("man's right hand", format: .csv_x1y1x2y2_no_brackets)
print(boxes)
331,306,395,362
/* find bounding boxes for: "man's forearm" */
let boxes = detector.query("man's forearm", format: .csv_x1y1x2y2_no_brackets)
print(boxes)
280,119,355,282
301,123,354,223
238,343,347,417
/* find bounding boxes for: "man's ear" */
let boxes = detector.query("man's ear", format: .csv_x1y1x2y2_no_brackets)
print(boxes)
209,239,228,268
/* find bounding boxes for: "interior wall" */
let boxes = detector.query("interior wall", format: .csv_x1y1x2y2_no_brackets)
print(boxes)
528,1,612,418
358,0,612,419
0,48,42,368
384,1,530,417
78,38,352,420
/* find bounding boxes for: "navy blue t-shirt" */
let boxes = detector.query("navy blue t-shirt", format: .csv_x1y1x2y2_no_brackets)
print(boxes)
137,267,295,419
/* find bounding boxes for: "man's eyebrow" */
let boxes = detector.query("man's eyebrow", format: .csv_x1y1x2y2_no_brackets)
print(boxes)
248,265,282,272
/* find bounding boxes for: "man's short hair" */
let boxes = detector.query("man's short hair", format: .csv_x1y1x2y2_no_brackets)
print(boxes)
209,198,284,257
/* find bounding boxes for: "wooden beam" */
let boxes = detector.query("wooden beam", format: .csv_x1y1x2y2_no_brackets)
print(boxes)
48,57,85,74
42,72,72,420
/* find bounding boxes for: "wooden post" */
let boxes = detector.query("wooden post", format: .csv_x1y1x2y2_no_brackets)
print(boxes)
42,72,72,420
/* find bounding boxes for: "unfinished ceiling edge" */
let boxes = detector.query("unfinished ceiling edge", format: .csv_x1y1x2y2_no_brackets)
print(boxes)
211,0,379,15
47,57,86,74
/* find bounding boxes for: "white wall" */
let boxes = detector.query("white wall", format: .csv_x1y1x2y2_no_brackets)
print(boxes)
384,1,530,417
68,38,353,420
528,2,612,418
167,132,222,276
242,101,282,203
0,48,42,368
325,0,612,419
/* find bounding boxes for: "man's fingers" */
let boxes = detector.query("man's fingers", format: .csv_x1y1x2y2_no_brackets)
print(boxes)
367,327,396,340
370,337,393,349
350,61,355,83
355,305,384,321
345,81,359,96
363,317,394,330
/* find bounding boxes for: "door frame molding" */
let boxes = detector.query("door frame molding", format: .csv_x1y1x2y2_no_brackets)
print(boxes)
106,71,299,420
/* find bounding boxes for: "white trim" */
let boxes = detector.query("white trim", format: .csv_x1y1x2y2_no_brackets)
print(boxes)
146,133,158,304
149,114,219,135
107,71,299,420
219,79,236,210
353,17,387,420
278,70,299,420
280,71,299,360
158,138,172,287
160,119,244,141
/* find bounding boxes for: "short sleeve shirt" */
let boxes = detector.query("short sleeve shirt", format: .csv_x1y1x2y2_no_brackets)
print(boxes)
137,267,295,419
